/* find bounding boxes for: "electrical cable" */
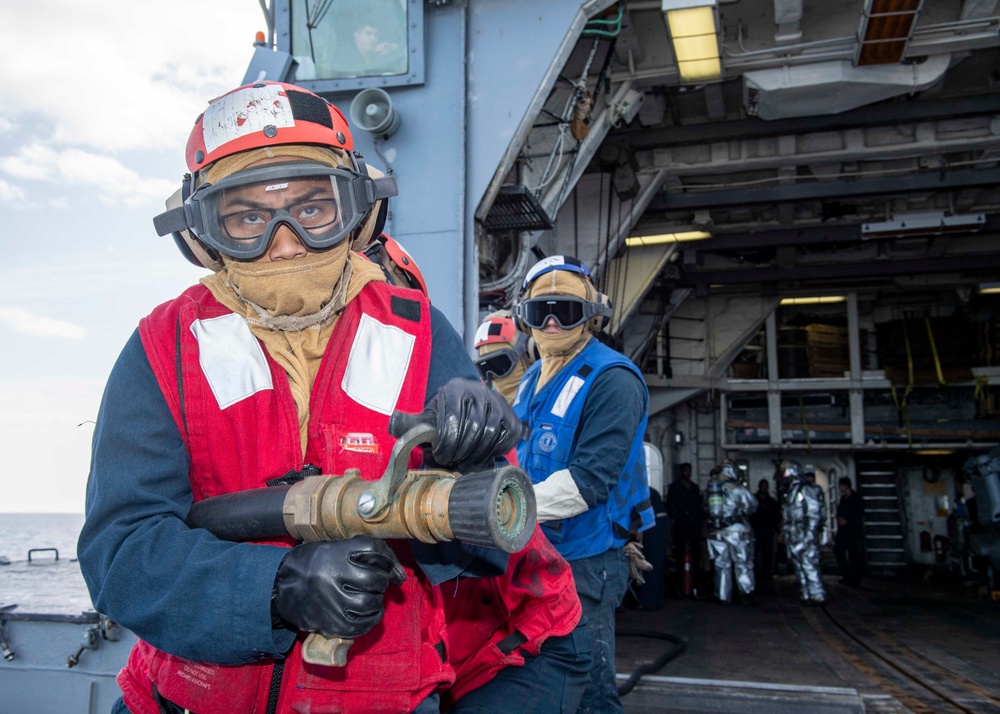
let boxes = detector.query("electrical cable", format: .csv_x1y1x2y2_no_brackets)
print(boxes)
615,630,687,697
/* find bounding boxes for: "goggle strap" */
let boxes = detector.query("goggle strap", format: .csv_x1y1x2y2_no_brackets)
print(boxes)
153,206,187,237
354,153,398,201
372,174,398,200
491,338,527,366
353,175,398,211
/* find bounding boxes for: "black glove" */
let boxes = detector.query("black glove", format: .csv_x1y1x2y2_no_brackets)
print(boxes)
423,378,526,472
271,538,406,638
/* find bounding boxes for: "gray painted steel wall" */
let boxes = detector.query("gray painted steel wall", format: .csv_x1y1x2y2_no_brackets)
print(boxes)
309,1,590,342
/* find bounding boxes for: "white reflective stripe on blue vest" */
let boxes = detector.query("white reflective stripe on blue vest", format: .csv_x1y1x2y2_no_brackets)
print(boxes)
550,375,585,418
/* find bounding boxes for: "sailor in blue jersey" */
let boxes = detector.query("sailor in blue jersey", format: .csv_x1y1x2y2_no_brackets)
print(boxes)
512,256,654,714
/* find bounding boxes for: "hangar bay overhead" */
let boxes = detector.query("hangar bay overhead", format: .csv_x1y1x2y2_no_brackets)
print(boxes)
477,0,1000,400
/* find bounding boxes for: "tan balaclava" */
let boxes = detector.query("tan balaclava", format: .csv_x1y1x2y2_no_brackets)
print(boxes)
199,145,386,452
526,269,597,392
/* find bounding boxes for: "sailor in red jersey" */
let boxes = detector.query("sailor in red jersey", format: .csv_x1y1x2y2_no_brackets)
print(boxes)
78,81,588,714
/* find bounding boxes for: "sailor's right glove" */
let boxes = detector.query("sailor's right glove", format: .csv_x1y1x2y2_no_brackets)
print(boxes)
271,538,406,638
422,378,526,472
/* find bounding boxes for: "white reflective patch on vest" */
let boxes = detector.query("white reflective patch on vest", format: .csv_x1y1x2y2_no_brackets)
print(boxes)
201,84,296,156
342,314,415,415
191,314,273,409
550,375,585,418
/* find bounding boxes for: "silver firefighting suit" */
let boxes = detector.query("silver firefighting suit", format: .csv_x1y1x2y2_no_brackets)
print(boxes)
782,477,827,602
706,475,758,603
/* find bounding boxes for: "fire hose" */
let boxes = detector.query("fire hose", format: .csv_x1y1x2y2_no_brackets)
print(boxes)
186,410,537,667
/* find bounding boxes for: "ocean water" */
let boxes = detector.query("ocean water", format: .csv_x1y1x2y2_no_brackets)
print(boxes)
0,513,85,560
0,513,95,614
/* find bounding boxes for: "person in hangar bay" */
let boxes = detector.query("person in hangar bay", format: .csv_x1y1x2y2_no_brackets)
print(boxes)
78,80,590,714
780,460,827,604
705,461,758,605
473,310,538,405
511,255,655,714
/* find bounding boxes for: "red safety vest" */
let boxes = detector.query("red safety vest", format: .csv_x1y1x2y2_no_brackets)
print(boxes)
120,280,580,714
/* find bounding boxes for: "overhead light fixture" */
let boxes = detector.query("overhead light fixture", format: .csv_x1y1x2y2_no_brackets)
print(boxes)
862,211,985,239
626,231,711,247
855,0,923,67
915,449,954,456
979,282,1000,295
662,0,722,82
779,296,846,306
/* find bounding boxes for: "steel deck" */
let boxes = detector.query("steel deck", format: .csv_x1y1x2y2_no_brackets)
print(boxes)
615,574,1000,713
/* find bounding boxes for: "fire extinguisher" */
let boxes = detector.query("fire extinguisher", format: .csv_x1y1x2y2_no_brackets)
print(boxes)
932,535,949,563
681,544,694,597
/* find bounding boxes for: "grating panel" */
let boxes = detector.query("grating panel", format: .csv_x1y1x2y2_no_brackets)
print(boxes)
482,185,554,232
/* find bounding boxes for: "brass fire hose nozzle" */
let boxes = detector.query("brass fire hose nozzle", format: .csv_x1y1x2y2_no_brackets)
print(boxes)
283,423,536,666
280,424,535,553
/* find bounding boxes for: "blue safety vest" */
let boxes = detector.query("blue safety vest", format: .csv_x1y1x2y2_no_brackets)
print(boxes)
513,339,654,561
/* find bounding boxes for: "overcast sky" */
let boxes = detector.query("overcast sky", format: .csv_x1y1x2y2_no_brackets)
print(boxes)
0,1,265,512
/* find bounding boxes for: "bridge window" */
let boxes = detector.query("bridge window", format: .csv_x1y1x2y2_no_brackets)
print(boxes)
289,0,423,91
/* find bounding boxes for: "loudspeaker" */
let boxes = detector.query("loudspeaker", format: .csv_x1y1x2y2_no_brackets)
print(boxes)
349,88,400,137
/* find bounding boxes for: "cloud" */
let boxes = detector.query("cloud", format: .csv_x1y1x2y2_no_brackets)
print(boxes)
0,143,178,206
0,307,86,339
0,1,261,154
0,377,106,513
0,178,25,202
0,259,207,314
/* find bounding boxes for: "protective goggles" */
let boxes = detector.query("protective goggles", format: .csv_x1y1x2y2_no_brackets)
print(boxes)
474,339,528,380
154,163,393,261
514,296,610,330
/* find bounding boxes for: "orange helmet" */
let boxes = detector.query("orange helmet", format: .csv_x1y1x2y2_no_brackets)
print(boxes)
185,81,354,172
363,234,429,297
155,81,397,269
474,314,519,349
473,311,537,382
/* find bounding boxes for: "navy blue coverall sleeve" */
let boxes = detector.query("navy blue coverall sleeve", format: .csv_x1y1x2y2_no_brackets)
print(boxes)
567,366,647,508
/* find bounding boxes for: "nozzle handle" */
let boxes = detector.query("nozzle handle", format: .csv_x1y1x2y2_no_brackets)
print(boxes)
302,633,354,667
388,409,434,440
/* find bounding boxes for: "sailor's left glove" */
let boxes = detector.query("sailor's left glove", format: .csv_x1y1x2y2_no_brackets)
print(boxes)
423,378,525,473
271,538,405,639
